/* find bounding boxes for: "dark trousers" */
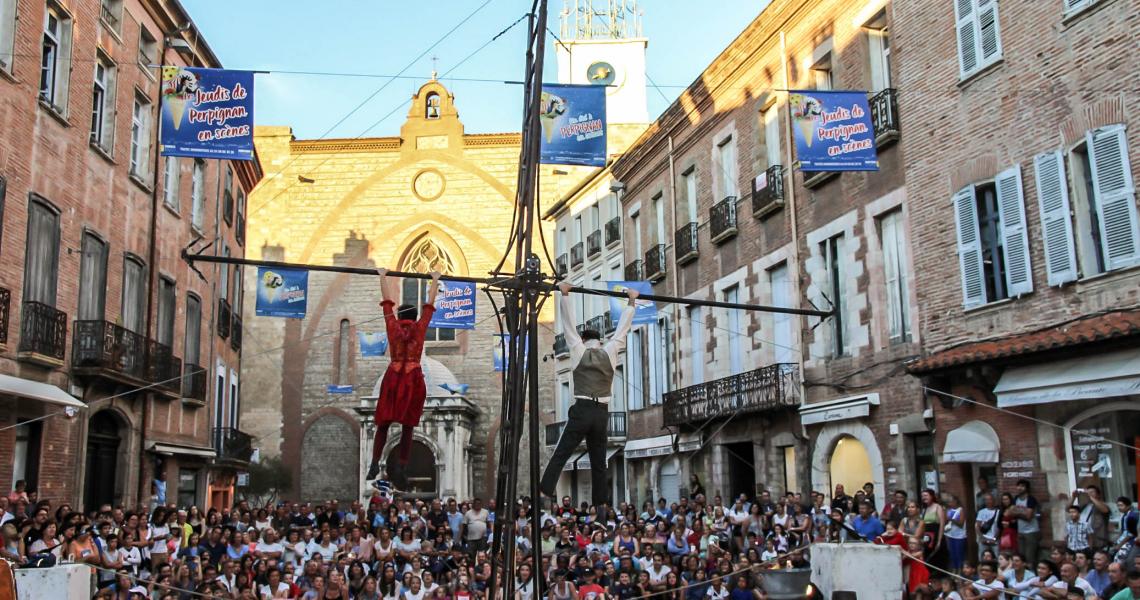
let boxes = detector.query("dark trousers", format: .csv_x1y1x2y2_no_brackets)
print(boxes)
540,399,609,508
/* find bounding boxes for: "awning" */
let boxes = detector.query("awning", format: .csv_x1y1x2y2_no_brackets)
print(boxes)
624,434,701,459
799,393,880,426
148,442,216,458
942,420,999,463
563,448,621,472
993,348,1140,407
0,374,85,410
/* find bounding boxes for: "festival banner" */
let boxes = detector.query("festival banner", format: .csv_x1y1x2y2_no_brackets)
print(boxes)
538,84,607,167
429,281,476,329
493,334,530,372
255,267,308,318
787,90,879,172
607,280,657,325
160,67,255,160
327,385,353,394
358,332,388,357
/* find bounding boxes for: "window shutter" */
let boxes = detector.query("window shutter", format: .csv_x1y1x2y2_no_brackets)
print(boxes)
953,186,986,307
976,0,1002,64
1087,125,1140,270
1033,151,1078,285
954,0,979,77
995,165,1033,296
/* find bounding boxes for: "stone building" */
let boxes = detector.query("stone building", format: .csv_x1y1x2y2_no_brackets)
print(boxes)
240,80,581,502
0,0,258,510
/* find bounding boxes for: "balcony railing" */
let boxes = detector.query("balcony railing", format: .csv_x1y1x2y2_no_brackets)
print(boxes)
212,427,253,463
751,165,785,217
870,88,900,145
586,314,613,335
675,222,699,265
230,315,242,352
570,242,585,269
18,302,68,362
556,253,568,277
553,333,568,357
663,363,800,427
72,320,148,382
545,411,628,446
624,259,643,281
710,196,739,243
147,340,181,394
99,2,119,29
217,298,231,339
604,216,621,247
0,287,9,345
644,244,666,282
545,421,565,446
182,363,207,402
586,230,602,258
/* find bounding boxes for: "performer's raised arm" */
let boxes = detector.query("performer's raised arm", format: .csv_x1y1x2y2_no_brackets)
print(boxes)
425,270,442,307
605,288,639,361
557,281,583,349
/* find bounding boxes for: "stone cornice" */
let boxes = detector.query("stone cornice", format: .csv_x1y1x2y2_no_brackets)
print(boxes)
288,132,522,154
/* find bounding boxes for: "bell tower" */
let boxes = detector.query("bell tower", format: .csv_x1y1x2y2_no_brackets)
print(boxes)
556,0,648,126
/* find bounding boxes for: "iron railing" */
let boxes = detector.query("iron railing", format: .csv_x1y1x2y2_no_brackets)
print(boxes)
545,421,565,446
182,363,207,401
663,363,800,427
99,2,118,28
556,253,568,276
72,320,148,381
570,242,584,269
587,230,602,257
212,427,253,463
605,216,621,247
624,259,643,281
870,88,900,143
230,315,242,352
217,298,231,339
0,287,9,345
645,244,666,281
553,333,568,357
18,301,68,361
751,165,785,217
545,411,627,446
675,222,699,265
586,314,613,335
710,196,739,243
147,340,181,393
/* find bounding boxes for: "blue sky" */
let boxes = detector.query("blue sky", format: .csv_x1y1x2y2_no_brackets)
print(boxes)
180,1,766,139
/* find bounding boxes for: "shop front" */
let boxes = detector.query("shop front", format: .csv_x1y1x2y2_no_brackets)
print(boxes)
801,394,887,508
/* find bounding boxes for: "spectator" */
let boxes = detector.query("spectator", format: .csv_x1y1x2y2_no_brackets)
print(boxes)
849,501,884,541
1013,480,1042,565
945,495,968,574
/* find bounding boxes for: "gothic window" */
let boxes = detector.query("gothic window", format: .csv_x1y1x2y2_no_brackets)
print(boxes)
400,238,457,341
425,93,441,119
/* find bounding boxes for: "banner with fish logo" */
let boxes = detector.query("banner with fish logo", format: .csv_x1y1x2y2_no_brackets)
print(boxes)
538,84,606,167
607,280,657,325
787,90,878,171
255,267,308,318
160,67,255,160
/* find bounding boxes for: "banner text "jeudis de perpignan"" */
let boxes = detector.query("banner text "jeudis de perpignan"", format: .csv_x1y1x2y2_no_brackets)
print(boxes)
816,104,873,157
187,84,251,143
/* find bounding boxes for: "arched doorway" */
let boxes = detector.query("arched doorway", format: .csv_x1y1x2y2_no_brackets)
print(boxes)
388,440,437,497
85,411,124,510
829,435,873,499
1064,402,1140,505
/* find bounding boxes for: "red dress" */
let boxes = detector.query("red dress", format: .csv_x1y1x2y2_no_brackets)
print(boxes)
375,300,435,427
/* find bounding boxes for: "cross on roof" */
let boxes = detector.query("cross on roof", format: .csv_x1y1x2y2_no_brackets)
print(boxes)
431,55,439,80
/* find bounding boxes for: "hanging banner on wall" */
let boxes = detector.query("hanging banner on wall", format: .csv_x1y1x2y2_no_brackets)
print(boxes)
607,280,657,325
429,281,476,329
255,267,308,318
538,84,607,167
327,385,353,394
788,90,878,172
358,332,388,357
160,67,255,160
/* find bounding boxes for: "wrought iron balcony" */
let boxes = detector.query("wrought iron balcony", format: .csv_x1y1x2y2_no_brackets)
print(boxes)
751,165,785,217
545,421,565,446
556,253,568,277
586,314,613,335
663,363,800,427
147,340,181,394
870,88,900,145
18,301,68,363
709,196,739,243
624,259,643,281
182,362,208,402
72,320,148,382
570,242,584,269
675,222,699,265
99,2,118,28
230,315,242,352
604,216,621,247
0,287,9,345
553,333,569,357
212,427,253,464
645,244,666,282
587,230,602,258
545,411,627,446
217,298,231,339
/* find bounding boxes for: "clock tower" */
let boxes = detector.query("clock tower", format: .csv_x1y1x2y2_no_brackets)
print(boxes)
556,0,648,127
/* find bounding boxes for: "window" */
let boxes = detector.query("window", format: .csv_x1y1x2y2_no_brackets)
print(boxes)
130,94,151,178
11,423,42,492
630,210,642,257
23,198,60,306
761,106,781,169
626,329,644,410
811,53,833,91
337,319,350,385
163,157,180,210
400,271,455,342
0,0,16,72
223,167,234,225
865,11,891,92
558,381,571,421
100,0,123,31
235,189,246,245
232,266,242,311
650,316,673,397
157,277,175,346
716,136,738,199
77,232,108,321
724,285,744,373
878,209,911,342
588,204,599,233
953,165,1032,308
121,256,146,333
954,0,1001,79
611,365,625,412
687,306,704,385
219,245,230,301
177,469,198,509
425,92,441,119
574,215,583,246
214,361,227,433
682,167,698,224
1064,0,1100,14
229,370,239,428
651,193,665,245
557,226,567,253
40,3,72,111
90,56,116,150
191,159,206,230
768,263,795,364
822,236,847,356
782,446,798,494
138,27,157,68
184,294,201,367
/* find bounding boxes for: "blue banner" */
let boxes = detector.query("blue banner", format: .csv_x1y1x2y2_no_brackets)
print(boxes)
358,332,388,357
539,84,606,167
160,67,255,160
607,281,657,325
327,385,353,394
429,281,476,329
255,267,308,318
788,90,878,171
493,334,530,372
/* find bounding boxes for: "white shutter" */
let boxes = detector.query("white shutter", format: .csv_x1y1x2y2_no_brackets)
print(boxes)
1065,0,1089,13
880,212,903,339
1088,126,1140,270
1033,151,1078,285
995,165,1033,296
953,186,986,307
954,0,979,77
977,0,1002,65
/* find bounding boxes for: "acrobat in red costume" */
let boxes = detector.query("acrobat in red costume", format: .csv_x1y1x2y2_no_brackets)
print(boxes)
365,268,441,483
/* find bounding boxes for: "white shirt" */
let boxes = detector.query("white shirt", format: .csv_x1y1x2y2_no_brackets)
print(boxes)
972,578,1005,596
149,524,170,554
259,541,284,557
647,564,672,583
1051,577,1095,596
559,293,636,397
706,586,729,600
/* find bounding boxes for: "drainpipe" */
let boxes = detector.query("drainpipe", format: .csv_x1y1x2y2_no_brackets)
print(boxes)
665,135,684,483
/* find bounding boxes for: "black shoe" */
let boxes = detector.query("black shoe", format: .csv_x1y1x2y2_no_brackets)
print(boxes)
365,462,380,481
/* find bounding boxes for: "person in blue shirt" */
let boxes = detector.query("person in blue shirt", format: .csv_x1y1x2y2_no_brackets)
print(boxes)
850,500,885,541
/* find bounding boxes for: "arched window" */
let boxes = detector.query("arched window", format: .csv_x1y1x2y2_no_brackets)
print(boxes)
425,92,441,119
399,238,457,341
337,319,351,385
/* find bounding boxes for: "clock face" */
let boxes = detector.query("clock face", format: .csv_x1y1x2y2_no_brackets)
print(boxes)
587,61,616,87
413,169,445,201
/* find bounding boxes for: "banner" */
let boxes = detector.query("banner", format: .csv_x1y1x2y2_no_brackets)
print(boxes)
788,90,878,171
255,267,308,318
358,332,388,357
607,280,657,325
439,382,469,395
327,385,353,394
539,84,606,167
429,281,476,329
160,67,255,160
493,334,530,372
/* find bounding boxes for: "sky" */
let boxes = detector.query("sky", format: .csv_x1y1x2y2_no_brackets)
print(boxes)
179,1,767,139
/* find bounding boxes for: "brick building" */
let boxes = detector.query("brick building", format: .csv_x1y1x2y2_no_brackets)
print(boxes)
0,0,259,511
898,0,1140,546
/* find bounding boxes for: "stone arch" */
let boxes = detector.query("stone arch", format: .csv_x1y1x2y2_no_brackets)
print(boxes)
395,229,469,276
809,421,886,509
301,410,361,502
381,430,441,497
84,408,132,511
